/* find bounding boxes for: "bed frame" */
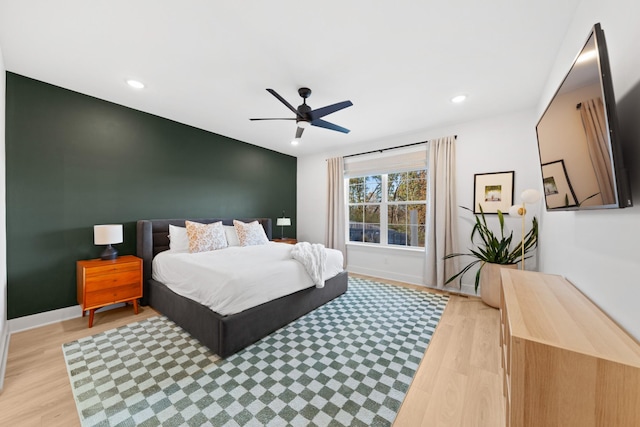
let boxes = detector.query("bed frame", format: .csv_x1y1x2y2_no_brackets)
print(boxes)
136,218,348,358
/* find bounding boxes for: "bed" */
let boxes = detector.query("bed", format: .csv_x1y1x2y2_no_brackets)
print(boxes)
136,217,348,358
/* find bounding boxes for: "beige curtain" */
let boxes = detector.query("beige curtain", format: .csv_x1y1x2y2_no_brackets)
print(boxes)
579,98,616,204
325,157,346,262
425,136,458,289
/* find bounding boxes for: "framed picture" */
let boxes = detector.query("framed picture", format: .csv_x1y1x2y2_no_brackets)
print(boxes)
541,160,577,209
473,171,515,214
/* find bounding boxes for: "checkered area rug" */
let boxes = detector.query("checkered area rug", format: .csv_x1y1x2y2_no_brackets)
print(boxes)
63,277,449,426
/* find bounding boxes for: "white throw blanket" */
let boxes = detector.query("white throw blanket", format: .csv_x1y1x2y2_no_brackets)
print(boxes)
291,242,327,288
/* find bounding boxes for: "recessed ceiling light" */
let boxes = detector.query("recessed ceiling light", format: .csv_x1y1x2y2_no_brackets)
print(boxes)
126,79,145,89
291,139,300,146
451,95,467,103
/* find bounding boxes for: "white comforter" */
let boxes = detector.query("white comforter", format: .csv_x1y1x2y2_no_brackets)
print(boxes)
152,242,344,316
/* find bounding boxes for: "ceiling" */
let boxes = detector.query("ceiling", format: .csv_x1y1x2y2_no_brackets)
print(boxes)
0,1,581,157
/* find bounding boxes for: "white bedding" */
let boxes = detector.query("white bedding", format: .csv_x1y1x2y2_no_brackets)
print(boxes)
152,242,344,316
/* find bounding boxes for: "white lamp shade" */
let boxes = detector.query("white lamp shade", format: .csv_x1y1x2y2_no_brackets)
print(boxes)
94,224,123,245
276,218,291,227
521,189,541,204
508,205,523,217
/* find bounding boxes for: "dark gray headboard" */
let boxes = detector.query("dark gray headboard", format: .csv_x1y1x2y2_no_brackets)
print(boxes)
136,218,272,305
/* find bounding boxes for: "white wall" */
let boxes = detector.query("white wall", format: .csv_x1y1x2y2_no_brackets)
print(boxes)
536,0,640,340
300,1,640,341
0,43,8,392
298,108,541,292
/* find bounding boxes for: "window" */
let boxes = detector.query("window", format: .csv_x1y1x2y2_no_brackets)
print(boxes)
348,169,427,247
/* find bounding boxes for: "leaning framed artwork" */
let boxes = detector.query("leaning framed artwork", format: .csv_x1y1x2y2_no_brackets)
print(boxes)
473,171,515,214
541,160,577,209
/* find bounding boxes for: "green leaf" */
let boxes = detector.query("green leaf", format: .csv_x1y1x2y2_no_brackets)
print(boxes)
445,205,538,289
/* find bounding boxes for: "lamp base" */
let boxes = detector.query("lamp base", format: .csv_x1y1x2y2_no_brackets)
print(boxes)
100,244,118,260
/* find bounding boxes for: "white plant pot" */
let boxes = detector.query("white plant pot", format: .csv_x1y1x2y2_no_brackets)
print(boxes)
480,263,517,308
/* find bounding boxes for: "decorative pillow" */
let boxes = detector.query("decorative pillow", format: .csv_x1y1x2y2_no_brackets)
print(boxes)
224,225,240,246
168,224,189,252
233,220,269,246
185,220,228,253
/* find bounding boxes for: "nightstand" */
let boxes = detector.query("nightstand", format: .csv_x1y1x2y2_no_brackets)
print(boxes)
76,255,143,328
272,238,298,245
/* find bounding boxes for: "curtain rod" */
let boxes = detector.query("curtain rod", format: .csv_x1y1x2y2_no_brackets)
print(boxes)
342,135,457,159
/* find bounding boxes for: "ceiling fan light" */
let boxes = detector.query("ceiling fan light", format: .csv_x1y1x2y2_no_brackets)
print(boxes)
297,121,310,129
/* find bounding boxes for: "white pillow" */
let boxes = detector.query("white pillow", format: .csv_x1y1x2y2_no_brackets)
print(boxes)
185,220,228,253
233,220,269,246
168,224,189,252
224,225,240,246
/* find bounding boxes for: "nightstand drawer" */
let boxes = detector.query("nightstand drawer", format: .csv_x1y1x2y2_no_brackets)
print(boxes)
85,269,141,292
85,283,142,308
84,261,139,278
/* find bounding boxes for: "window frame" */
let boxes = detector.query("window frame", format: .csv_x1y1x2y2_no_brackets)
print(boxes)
346,170,427,249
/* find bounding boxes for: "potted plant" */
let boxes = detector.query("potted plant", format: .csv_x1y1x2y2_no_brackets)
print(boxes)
444,206,538,307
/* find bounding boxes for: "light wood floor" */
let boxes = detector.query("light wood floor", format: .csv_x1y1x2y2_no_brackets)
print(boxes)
0,276,504,427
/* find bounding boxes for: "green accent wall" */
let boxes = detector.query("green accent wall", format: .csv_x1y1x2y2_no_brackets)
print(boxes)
5,72,297,319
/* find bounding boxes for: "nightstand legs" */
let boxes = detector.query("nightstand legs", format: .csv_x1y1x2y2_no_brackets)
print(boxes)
83,300,139,328
88,309,96,328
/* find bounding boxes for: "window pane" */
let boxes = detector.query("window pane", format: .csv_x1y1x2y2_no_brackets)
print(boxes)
388,173,407,202
349,177,364,203
363,223,380,243
364,205,380,223
407,225,425,247
349,222,364,242
349,205,363,221
408,170,426,180
388,224,407,246
407,178,427,201
365,175,382,202
388,204,407,225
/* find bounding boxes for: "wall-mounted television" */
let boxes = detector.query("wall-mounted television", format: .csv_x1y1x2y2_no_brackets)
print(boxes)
535,23,632,210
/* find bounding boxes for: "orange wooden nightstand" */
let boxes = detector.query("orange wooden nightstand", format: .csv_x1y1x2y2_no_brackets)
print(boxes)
76,255,143,327
272,238,298,245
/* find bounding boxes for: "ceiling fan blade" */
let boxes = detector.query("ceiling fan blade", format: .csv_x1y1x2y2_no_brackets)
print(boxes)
266,89,303,119
311,118,350,134
249,118,296,121
295,127,305,139
308,100,353,121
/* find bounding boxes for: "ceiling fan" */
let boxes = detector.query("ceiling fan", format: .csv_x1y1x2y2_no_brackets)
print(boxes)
250,87,353,140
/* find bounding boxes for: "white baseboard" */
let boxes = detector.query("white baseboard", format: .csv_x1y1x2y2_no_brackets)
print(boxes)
8,305,82,334
347,266,477,296
445,282,476,296
347,265,423,286
0,324,8,393
8,302,130,334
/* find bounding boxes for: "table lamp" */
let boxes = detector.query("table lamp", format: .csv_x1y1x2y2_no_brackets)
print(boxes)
94,224,123,260
276,212,291,239
508,189,541,270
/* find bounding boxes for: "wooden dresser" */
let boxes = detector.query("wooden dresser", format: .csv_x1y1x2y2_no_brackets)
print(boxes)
76,255,143,327
500,269,640,427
